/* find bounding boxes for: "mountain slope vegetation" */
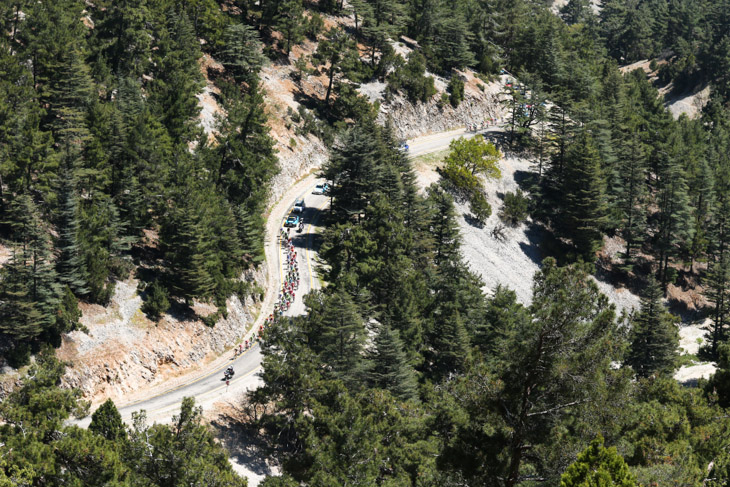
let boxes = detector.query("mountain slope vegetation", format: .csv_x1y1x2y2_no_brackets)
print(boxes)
4,0,730,486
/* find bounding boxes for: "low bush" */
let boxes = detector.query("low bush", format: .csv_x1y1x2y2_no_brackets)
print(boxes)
6,341,31,368
386,52,436,103
499,189,529,226
141,280,170,321
305,12,324,40
469,191,492,224
448,76,465,107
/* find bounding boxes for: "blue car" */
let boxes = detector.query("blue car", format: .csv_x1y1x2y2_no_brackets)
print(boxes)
285,214,300,227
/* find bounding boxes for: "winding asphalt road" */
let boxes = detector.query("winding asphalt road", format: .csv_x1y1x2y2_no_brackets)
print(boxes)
76,125,481,428
76,184,329,427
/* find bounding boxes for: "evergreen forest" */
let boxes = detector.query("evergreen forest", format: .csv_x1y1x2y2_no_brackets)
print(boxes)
5,0,730,485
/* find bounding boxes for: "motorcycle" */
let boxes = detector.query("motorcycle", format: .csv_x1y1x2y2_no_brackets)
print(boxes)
223,367,235,380
297,221,305,233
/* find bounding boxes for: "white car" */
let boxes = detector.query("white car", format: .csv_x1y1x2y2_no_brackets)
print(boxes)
312,183,328,195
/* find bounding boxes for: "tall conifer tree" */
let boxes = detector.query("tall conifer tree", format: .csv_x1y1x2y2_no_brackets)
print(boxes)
365,324,418,401
626,276,679,378
560,130,608,258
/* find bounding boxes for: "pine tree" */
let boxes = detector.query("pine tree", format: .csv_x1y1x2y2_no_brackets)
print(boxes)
0,46,54,204
56,285,81,335
439,258,625,487
237,206,266,263
312,27,358,106
124,105,174,226
213,80,277,264
317,290,367,388
433,14,476,72
78,195,129,305
92,0,152,77
141,280,170,321
613,113,648,264
214,80,278,212
560,0,591,25
0,246,44,341
538,96,577,216
82,99,114,198
48,48,94,143
360,0,403,74
0,194,63,342
365,324,418,401
8,195,61,331
504,258,620,487
706,158,730,358
55,166,89,297
560,130,608,259
220,23,265,86
150,11,204,144
626,276,679,378
128,397,246,486
706,255,730,358
653,129,693,290
159,162,243,305
430,302,471,377
275,0,305,56
18,0,87,105
474,285,530,357
321,121,382,220
426,185,461,270
89,399,126,441
161,199,216,303
348,0,372,36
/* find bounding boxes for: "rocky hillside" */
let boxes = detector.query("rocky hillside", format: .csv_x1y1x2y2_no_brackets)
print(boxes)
58,269,263,403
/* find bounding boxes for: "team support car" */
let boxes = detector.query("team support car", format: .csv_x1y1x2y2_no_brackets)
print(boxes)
312,183,329,195
285,213,301,227
291,199,304,213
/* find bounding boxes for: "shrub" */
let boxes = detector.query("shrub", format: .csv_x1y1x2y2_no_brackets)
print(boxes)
469,191,492,224
305,12,324,40
287,106,301,123
56,285,83,334
386,52,436,103
201,310,222,327
141,280,170,322
448,76,465,107
499,189,529,226
295,106,336,145
438,92,450,108
6,341,31,368
292,56,311,82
